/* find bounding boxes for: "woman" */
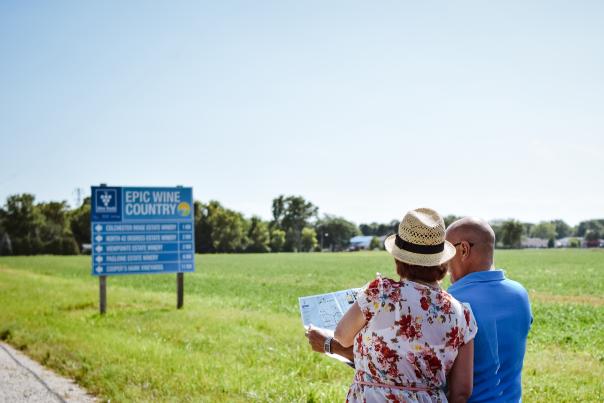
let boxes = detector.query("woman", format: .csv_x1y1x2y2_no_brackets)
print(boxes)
334,208,477,403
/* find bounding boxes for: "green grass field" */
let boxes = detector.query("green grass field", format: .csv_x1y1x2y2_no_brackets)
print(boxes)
0,250,602,402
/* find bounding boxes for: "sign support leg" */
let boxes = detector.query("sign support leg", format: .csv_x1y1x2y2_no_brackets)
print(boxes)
100,275,107,314
177,273,184,309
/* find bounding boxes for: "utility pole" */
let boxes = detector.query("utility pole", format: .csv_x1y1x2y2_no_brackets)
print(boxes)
73,187,83,207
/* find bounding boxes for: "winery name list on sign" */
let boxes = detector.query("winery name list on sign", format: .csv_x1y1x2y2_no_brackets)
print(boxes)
90,186,195,276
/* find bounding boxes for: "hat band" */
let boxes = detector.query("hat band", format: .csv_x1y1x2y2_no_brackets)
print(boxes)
395,234,445,254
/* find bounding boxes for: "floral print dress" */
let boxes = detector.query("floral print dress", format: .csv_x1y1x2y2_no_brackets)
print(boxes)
347,275,477,403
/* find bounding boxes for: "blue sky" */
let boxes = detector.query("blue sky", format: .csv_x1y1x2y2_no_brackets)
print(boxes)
1,1,602,226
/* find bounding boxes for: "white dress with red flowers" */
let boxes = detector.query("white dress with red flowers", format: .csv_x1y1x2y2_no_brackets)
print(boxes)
347,275,477,403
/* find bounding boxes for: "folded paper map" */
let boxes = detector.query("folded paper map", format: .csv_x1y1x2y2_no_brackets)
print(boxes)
299,288,361,368
299,288,361,330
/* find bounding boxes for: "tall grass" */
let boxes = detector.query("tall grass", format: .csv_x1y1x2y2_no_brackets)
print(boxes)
0,250,602,402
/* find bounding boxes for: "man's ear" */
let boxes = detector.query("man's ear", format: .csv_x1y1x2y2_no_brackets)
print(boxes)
461,242,471,260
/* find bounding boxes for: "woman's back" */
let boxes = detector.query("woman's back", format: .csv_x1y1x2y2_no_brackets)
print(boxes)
348,275,477,403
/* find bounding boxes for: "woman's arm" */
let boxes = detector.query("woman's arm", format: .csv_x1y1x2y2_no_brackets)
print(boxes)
334,301,367,348
448,340,474,403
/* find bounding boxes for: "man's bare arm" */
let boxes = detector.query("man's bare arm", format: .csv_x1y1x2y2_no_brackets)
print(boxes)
331,339,354,361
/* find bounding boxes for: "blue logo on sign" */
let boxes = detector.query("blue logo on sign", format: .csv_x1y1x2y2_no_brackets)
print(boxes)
95,189,118,214
91,186,122,222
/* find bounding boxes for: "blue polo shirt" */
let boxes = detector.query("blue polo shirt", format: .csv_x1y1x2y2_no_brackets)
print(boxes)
448,270,532,403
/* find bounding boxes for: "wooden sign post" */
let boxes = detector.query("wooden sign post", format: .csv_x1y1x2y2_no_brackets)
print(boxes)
177,273,184,309
100,275,107,314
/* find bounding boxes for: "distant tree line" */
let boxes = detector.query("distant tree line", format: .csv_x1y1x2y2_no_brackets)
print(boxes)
195,195,360,253
0,194,87,255
496,219,604,248
0,193,602,255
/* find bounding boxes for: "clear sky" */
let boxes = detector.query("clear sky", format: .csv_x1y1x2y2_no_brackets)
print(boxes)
1,1,602,226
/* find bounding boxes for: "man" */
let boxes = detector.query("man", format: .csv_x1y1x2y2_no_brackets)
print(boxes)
445,217,532,402
306,217,532,402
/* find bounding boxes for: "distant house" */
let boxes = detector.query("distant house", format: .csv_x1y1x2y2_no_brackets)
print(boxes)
349,236,375,251
348,235,388,251
555,237,584,248
521,237,548,248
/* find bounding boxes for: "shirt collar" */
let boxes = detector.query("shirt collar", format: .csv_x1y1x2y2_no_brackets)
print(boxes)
449,269,505,291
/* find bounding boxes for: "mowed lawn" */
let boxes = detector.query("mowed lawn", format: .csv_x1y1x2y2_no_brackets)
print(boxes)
0,250,602,402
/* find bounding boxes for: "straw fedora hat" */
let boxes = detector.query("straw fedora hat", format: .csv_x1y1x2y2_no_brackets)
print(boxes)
384,208,456,267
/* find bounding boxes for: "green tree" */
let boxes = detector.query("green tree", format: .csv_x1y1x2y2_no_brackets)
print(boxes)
585,230,600,240
576,220,604,237
69,197,91,251
0,211,8,255
37,201,79,255
584,229,600,247
551,219,571,239
60,236,80,255
246,216,270,253
210,206,249,253
270,229,286,252
194,201,210,253
301,227,318,252
194,200,264,253
0,233,12,255
569,238,581,248
522,223,534,237
501,220,524,249
1,194,44,254
271,195,318,252
193,200,250,253
359,221,398,236
316,215,360,251
359,223,376,236
369,236,382,250
489,220,504,247
530,221,556,240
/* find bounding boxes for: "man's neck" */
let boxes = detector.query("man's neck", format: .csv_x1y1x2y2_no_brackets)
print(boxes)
467,258,493,274
453,263,492,283
468,265,492,275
